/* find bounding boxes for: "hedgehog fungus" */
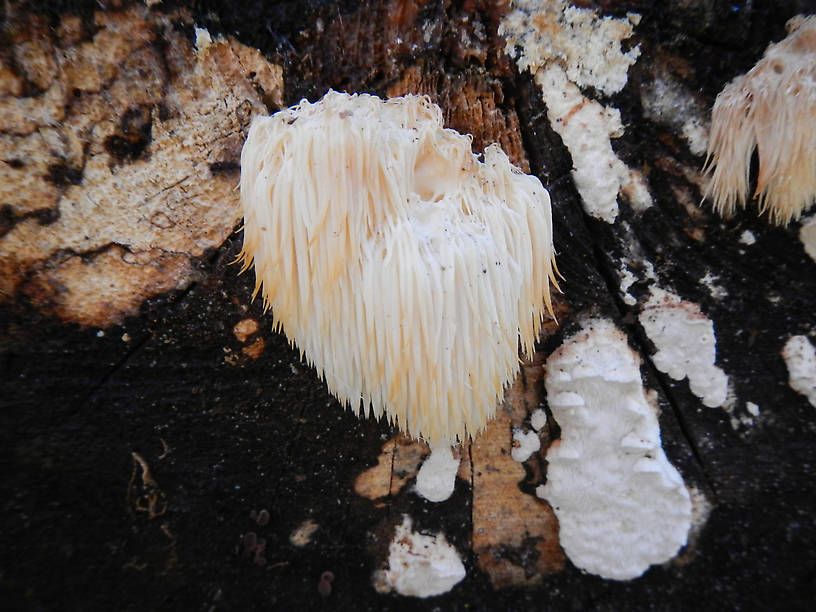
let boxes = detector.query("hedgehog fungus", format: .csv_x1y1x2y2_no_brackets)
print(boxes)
704,15,816,225
239,91,557,445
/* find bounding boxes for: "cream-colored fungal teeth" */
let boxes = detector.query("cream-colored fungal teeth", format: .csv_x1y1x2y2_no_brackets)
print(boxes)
239,90,557,445
703,15,816,225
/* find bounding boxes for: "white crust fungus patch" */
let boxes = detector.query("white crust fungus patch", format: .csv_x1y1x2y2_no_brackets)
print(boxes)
500,0,644,223
641,69,709,157
539,318,692,580
782,335,816,408
639,289,729,408
374,516,466,598
739,229,757,246
415,445,460,503
622,169,654,213
530,408,547,432
682,119,709,158
239,91,557,445
731,401,761,429
699,272,728,300
704,15,816,225
193,26,213,52
616,256,657,307
618,262,639,306
511,428,541,462
500,0,641,96
534,66,629,222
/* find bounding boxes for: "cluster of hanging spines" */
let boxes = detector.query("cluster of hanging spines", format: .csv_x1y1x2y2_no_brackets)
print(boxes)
704,15,816,225
239,90,557,445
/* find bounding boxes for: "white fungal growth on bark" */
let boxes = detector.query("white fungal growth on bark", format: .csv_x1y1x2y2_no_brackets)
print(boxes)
539,318,693,580
704,15,816,225
530,408,547,431
511,428,541,462
374,515,466,598
782,335,816,408
639,288,729,408
239,91,557,445
193,26,214,53
500,1,645,223
415,445,460,503
500,0,642,96
800,214,816,262
534,66,630,223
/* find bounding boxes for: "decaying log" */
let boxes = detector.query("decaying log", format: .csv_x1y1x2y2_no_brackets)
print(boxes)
2,0,814,609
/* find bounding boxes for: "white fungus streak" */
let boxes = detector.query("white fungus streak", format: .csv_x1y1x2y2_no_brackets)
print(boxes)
739,229,757,246
639,288,729,408
375,515,466,598
782,335,816,409
616,256,657,307
530,408,548,432
500,0,642,96
732,401,761,429
699,272,728,300
535,67,630,223
239,91,557,445
511,428,541,462
539,318,692,580
415,445,460,503
617,262,639,306
641,70,709,157
500,0,646,223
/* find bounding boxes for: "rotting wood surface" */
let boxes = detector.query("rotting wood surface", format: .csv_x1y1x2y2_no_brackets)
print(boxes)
1,1,815,609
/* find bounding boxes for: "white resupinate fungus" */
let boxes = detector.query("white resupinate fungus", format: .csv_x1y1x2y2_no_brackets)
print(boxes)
239,91,557,445
782,335,816,409
540,319,693,580
704,15,816,225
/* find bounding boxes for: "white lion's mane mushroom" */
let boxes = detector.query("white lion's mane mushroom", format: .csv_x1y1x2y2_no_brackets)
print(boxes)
703,15,816,225
239,91,557,445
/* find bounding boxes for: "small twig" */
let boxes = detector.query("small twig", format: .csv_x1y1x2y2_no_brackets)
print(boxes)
132,452,158,488
130,452,167,519
158,438,171,460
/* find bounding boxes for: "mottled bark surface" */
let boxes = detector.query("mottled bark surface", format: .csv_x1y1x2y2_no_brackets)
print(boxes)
2,0,815,609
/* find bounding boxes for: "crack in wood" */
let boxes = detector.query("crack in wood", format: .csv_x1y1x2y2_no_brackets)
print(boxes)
589,239,718,497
